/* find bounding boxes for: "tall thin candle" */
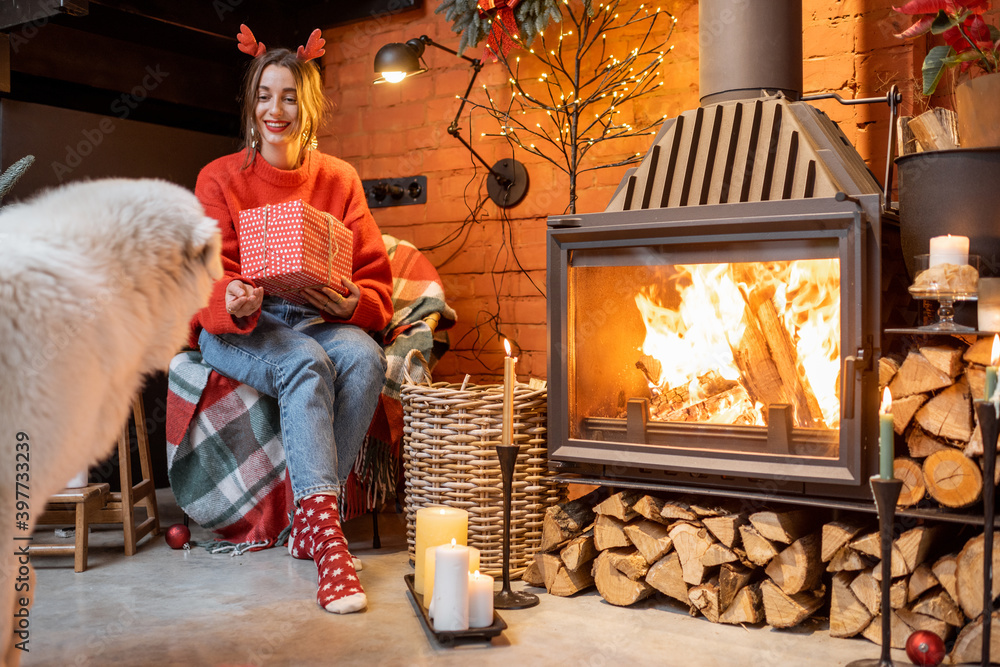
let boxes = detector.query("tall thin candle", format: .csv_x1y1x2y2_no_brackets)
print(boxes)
987,334,1000,400
502,338,516,446
879,387,894,480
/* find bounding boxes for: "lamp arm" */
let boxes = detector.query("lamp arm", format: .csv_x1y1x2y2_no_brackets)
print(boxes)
447,127,512,187
409,35,524,199
418,35,480,66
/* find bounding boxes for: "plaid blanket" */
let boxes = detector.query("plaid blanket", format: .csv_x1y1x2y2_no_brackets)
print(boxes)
166,234,456,552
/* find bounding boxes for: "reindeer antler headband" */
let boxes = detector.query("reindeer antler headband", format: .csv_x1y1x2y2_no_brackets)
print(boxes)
237,24,326,62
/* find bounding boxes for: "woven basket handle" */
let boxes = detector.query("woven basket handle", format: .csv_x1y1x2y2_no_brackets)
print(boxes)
402,348,432,386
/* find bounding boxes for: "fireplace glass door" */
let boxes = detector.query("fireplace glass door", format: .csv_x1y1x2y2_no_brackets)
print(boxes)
548,201,874,485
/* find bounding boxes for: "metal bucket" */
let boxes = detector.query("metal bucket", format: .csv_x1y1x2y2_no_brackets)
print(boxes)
897,148,1000,279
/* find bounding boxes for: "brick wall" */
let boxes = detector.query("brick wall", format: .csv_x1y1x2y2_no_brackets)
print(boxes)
318,0,957,384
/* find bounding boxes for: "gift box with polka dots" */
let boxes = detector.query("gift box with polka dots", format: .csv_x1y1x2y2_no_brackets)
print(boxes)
237,199,354,305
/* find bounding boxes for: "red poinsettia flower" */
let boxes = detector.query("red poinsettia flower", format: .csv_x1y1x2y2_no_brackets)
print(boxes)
894,0,999,94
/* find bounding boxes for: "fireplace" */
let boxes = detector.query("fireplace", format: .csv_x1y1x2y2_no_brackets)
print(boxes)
544,0,894,504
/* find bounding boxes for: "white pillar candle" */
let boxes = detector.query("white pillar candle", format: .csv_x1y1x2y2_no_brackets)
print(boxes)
431,539,470,632
425,545,480,609
929,234,969,267
468,570,494,628
413,506,468,596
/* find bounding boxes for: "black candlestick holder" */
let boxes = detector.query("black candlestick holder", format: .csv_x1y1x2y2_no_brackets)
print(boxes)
973,399,998,667
847,476,903,667
493,443,539,610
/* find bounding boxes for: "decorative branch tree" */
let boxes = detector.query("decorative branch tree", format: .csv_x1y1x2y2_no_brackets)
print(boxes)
471,0,677,213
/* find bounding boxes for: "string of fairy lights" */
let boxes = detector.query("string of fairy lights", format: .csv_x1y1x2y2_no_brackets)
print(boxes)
421,0,679,369
471,0,677,213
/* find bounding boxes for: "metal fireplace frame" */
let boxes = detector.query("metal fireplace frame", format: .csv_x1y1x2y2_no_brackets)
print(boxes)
546,194,882,502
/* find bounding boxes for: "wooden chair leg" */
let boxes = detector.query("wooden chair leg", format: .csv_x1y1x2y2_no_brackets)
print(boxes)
371,510,381,549
131,397,160,537
118,420,137,556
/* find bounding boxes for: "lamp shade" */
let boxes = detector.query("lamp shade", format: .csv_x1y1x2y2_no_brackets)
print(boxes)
373,41,426,83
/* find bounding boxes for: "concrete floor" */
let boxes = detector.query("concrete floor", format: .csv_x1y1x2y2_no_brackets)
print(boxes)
22,489,910,667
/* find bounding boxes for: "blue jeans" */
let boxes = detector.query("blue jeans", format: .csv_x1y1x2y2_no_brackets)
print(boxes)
198,296,387,503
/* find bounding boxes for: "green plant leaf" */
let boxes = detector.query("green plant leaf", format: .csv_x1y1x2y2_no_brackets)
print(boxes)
930,9,959,35
949,49,983,63
922,44,955,94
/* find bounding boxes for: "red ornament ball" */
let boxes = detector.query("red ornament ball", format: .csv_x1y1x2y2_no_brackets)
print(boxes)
164,524,191,550
906,630,945,667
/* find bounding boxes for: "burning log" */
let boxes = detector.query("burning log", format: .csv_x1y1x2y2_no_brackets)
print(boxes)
659,386,751,423
742,283,825,427
731,289,795,419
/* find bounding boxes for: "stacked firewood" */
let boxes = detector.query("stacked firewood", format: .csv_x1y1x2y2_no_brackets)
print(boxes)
830,523,1000,662
881,338,997,508
525,488,1000,662
524,489,829,627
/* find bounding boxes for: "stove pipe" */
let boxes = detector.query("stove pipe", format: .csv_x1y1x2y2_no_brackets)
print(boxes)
699,0,803,107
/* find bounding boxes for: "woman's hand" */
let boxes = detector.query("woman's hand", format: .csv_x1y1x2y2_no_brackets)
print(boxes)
226,280,264,318
302,279,360,319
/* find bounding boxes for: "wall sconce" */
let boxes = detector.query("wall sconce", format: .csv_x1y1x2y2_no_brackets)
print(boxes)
374,35,529,208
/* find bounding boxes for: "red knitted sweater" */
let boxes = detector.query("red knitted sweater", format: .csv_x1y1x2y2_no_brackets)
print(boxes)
190,150,393,345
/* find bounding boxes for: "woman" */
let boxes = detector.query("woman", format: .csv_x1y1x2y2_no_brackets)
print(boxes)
191,27,393,615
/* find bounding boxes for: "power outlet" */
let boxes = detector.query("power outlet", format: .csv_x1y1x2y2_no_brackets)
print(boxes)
363,175,427,209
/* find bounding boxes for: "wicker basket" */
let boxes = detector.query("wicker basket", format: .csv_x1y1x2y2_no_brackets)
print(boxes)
401,351,565,578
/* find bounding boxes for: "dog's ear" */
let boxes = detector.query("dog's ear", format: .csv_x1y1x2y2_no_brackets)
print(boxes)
186,221,223,280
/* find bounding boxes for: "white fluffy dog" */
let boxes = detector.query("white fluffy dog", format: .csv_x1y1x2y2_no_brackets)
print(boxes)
0,178,222,667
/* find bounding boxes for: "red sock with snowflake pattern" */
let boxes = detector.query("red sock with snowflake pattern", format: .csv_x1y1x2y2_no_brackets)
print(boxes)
288,504,314,559
289,503,363,571
301,493,367,614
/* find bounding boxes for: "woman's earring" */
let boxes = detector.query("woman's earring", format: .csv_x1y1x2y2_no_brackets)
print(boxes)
301,121,317,151
250,125,260,151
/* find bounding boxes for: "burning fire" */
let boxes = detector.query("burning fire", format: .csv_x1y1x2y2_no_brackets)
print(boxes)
634,259,841,428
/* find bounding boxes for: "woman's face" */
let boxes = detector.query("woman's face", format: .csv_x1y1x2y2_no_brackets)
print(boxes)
255,65,300,155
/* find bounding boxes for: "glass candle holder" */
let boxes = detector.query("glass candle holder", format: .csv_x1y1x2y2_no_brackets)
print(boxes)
908,254,980,332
